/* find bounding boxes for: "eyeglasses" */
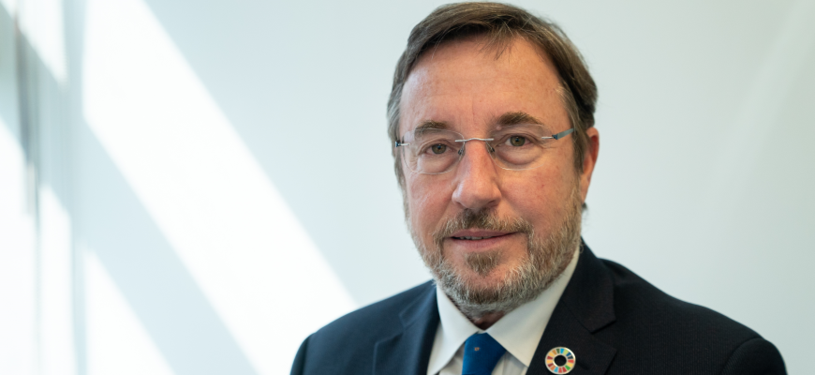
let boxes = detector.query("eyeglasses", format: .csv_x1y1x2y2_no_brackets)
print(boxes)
395,124,574,175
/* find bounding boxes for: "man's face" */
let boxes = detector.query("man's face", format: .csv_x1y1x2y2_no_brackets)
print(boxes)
399,36,599,314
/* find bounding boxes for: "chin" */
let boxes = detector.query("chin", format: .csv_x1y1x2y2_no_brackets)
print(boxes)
429,240,576,318
456,261,520,286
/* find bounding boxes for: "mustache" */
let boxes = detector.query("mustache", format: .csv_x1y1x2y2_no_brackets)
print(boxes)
433,209,534,249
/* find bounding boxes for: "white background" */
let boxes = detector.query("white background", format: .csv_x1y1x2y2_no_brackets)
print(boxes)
0,0,812,374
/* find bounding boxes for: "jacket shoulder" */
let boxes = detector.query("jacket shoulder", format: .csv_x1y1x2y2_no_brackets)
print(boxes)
314,280,434,339
599,259,785,374
602,259,757,337
291,281,435,374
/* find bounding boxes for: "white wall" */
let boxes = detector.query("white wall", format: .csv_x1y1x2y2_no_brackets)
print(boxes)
0,0,812,374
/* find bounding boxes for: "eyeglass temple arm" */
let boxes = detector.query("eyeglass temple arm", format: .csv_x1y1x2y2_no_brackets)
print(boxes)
542,128,574,141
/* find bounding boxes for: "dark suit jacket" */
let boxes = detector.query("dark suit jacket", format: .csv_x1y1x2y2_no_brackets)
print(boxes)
291,243,786,374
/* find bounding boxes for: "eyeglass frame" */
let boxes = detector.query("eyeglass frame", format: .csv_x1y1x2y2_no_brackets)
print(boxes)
394,126,574,174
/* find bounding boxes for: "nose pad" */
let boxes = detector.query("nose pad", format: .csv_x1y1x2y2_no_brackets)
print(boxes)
485,142,495,154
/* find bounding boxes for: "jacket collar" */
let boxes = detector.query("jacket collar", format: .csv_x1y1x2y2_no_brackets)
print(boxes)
373,282,439,375
527,241,617,374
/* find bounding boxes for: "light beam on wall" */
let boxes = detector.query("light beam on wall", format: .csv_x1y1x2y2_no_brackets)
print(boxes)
82,0,356,373
38,186,76,375
0,116,36,375
84,249,174,375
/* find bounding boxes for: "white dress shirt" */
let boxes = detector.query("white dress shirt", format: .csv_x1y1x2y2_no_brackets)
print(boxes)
426,248,580,375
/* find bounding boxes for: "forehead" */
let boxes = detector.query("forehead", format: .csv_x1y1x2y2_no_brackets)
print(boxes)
399,36,568,136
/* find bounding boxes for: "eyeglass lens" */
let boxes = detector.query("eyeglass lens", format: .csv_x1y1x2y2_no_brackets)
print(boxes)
401,125,565,174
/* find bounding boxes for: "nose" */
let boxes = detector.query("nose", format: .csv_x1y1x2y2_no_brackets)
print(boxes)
451,141,501,211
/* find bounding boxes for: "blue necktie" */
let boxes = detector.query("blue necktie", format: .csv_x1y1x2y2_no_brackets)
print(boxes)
461,333,506,375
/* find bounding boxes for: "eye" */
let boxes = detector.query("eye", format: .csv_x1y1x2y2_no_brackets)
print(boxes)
428,143,447,154
508,135,527,147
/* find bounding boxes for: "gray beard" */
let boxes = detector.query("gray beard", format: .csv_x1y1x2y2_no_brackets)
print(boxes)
411,185,582,319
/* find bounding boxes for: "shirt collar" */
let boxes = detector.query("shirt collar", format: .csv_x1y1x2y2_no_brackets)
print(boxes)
427,248,580,374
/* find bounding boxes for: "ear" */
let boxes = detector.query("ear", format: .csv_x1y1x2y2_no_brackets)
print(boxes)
579,127,600,202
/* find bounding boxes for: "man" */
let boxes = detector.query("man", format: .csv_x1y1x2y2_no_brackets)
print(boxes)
291,3,786,374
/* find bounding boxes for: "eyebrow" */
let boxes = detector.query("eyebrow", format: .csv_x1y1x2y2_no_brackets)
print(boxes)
413,120,450,134
496,111,547,127
411,112,547,134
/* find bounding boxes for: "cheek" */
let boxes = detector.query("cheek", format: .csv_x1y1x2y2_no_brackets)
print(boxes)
502,166,574,222
504,179,547,215
407,178,450,233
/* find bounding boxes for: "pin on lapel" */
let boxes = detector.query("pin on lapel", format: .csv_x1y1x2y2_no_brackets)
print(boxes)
545,347,575,374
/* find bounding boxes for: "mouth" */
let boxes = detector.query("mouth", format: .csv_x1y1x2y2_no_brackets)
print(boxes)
449,230,515,241
453,236,502,240
443,230,520,254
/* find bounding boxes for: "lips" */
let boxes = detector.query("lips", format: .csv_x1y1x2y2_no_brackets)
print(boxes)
449,230,514,241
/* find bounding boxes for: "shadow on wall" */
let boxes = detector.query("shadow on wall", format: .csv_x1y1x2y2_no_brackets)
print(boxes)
0,4,20,145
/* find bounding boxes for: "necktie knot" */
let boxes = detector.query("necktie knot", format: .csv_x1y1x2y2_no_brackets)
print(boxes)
462,333,506,375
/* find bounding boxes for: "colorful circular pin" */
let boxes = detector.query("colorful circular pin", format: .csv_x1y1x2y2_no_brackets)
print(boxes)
545,347,575,374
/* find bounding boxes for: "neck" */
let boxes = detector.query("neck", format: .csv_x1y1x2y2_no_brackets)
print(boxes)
469,311,506,330
448,295,513,330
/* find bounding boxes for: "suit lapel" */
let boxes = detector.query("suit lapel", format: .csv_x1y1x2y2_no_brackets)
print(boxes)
373,284,439,375
528,243,617,375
